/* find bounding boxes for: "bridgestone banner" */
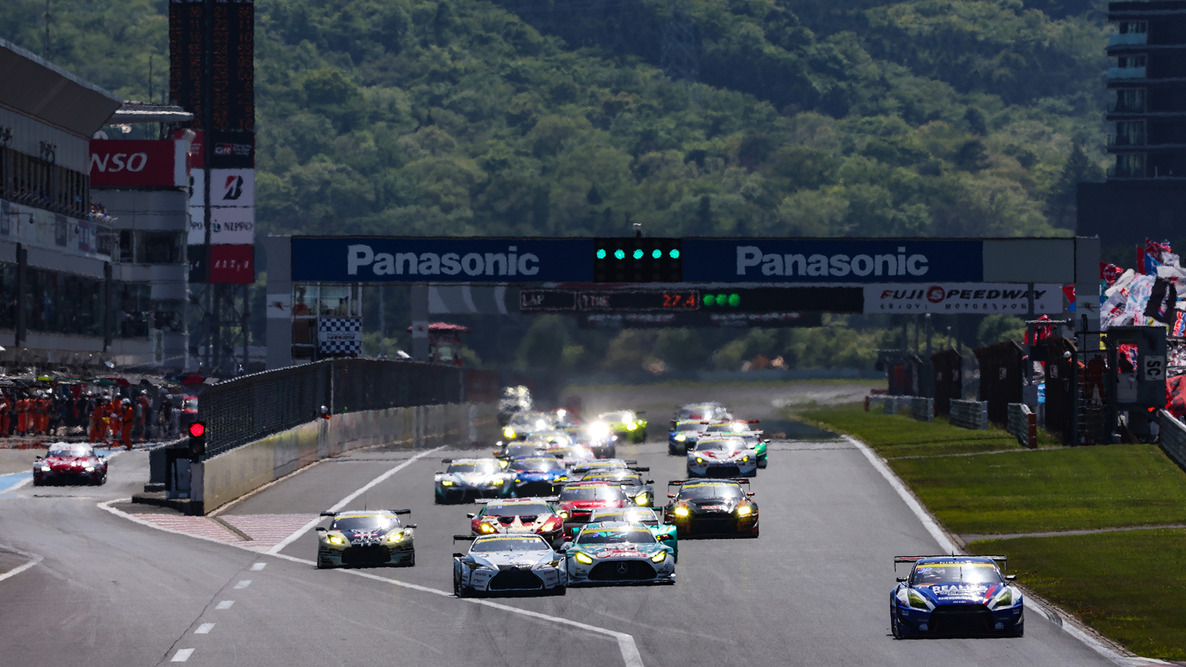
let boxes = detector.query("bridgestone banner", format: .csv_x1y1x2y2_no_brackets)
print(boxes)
863,284,1064,314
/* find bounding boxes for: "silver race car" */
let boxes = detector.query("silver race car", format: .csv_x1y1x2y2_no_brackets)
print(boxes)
452,534,567,597
316,509,416,569
434,457,514,503
686,436,758,478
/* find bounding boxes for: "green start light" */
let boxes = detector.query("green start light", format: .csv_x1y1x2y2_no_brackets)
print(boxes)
596,248,607,259
670,249,680,259
633,249,644,259
652,249,662,259
703,293,742,307
614,249,626,260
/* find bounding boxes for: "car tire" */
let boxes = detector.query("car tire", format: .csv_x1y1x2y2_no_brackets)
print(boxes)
1009,622,1024,637
553,584,567,596
405,552,415,567
317,559,330,570
757,457,767,469
891,611,910,639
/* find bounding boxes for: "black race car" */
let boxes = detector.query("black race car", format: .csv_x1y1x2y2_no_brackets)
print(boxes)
663,478,758,538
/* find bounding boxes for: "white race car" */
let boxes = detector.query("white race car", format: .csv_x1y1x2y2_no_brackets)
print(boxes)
686,437,758,478
452,534,567,597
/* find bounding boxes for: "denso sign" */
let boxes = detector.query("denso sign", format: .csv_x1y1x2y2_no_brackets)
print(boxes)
89,139,189,188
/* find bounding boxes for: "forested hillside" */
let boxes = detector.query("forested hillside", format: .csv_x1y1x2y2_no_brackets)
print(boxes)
2,0,1109,241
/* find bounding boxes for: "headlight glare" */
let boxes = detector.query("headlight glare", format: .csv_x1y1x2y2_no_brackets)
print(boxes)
492,478,503,485
441,480,454,487
634,492,649,505
386,531,404,543
736,505,752,516
327,535,345,545
673,506,690,517
478,523,497,534
650,551,667,563
574,552,594,565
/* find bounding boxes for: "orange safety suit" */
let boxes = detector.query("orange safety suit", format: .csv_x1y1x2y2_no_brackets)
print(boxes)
15,397,28,435
137,395,151,441
120,404,134,449
0,394,10,436
106,400,122,445
89,400,104,442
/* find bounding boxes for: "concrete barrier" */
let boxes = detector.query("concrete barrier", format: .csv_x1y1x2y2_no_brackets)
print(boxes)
193,402,497,515
1006,403,1037,448
909,397,934,423
950,399,989,430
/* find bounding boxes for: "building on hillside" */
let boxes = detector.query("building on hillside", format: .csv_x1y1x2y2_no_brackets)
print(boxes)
1079,0,1186,246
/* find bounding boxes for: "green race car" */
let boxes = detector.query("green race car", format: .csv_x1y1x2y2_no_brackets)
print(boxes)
595,410,648,444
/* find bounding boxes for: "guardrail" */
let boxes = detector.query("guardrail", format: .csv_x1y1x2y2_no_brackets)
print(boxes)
950,399,989,430
1006,403,1037,448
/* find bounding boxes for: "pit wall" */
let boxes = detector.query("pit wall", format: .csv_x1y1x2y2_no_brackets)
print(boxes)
193,402,496,514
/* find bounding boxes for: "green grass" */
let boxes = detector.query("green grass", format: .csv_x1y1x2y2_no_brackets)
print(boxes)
798,404,1025,457
971,530,1186,660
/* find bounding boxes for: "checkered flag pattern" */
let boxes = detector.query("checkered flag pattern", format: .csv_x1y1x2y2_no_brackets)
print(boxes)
318,318,362,356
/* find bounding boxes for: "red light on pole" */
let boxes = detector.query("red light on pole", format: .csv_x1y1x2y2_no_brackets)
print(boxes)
188,422,206,438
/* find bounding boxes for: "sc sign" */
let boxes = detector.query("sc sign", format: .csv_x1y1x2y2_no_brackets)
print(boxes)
292,237,594,283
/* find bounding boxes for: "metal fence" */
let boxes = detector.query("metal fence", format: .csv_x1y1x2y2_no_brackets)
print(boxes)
198,359,465,459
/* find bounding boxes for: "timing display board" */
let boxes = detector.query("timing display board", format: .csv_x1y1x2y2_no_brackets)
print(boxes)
520,287,862,313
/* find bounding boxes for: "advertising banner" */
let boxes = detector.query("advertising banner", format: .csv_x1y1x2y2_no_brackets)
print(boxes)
318,317,362,355
89,139,188,188
863,283,1064,314
208,244,255,284
210,169,255,207
208,131,255,169
682,239,983,284
292,237,593,283
209,207,254,245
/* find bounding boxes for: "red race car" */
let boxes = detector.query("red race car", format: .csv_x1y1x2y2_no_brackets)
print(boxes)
33,442,108,486
556,481,629,537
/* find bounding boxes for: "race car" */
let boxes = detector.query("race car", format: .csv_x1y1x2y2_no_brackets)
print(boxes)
668,419,710,455
524,429,574,451
492,441,547,461
556,480,630,537
589,506,678,561
452,534,566,597
562,521,675,586
568,458,643,480
663,479,759,538
467,498,565,545
704,420,768,468
501,411,557,441
594,410,648,444
316,509,416,569
545,443,597,469
579,469,655,507
671,402,731,426
687,437,758,478
506,455,569,496
434,457,514,503
33,442,108,486
890,555,1024,638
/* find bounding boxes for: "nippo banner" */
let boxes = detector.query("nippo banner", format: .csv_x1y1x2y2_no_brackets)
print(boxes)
864,284,1065,314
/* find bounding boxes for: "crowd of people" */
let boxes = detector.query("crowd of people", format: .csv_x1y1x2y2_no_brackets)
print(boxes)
0,386,181,449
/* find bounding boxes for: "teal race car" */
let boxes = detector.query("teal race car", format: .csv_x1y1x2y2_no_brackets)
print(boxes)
588,506,678,561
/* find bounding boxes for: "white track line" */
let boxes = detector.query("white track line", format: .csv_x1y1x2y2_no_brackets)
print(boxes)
0,551,42,583
844,434,1139,667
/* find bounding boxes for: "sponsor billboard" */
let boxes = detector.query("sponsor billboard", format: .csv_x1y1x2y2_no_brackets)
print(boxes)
210,169,255,207
209,244,255,284
89,139,189,188
208,130,255,169
682,239,983,283
209,207,254,245
863,283,1065,314
292,237,593,283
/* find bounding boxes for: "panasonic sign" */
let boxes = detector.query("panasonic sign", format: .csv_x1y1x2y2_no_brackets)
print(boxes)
736,245,929,278
291,237,593,283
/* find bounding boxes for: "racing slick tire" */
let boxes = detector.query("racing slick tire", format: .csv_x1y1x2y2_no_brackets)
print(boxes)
1009,622,1024,638
757,457,767,469
890,610,911,639
317,558,331,570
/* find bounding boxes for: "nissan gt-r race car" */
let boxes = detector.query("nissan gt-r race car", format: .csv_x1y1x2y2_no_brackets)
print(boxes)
579,469,655,507
506,455,569,496
704,420,768,468
562,521,675,586
687,437,758,478
668,419,710,455
595,410,648,443
664,479,759,538
557,480,631,537
316,509,416,569
452,534,566,597
434,457,514,504
33,442,108,486
468,498,565,545
891,555,1024,638
589,507,678,561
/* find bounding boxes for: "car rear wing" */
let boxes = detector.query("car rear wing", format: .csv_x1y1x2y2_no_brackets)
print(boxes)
319,508,411,517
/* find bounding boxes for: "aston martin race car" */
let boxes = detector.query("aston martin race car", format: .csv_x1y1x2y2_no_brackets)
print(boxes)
557,480,630,537
502,411,557,441
32,442,108,486
668,419,709,455
468,498,565,545
579,469,655,507
595,410,648,443
316,509,416,569
452,534,566,597
704,420,768,468
589,506,678,561
506,455,569,496
664,479,759,538
434,457,514,504
890,555,1024,638
562,521,675,586
687,437,758,478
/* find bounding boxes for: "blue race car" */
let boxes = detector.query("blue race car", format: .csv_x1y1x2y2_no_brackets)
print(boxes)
890,555,1024,638
668,419,709,455
507,455,569,496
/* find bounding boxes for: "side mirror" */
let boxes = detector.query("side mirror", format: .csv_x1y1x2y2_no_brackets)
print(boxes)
646,479,654,485
465,513,475,519
315,527,327,533
34,455,43,461
747,492,755,496
1006,574,1016,581
452,552,465,558
666,493,675,498
896,577,907,583
405,524,418,529
434,471,443,475
559,542,571,551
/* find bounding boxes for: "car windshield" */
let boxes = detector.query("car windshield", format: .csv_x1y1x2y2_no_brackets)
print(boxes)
676,422,707,432
509,413,553,430
912,562,1003,585
591,509,659,525
677,483,744,501
333,515,399,531
695,439,742,452
560,485,626,501
48,444,95,458
510,458,563,472
484,502,553,517
583,472,640,485
448,460,500,474
470,536,550,553
576,528,656,545
706,422,747,433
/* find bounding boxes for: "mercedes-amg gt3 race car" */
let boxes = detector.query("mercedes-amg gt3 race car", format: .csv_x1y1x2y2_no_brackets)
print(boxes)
434,457,514,503
33,442,108,486
686,437,758,478
664,479,759,538
316,509,416,568
452,534,566,597
890,555,1024,638
468,498,565,545
562,521,675,586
